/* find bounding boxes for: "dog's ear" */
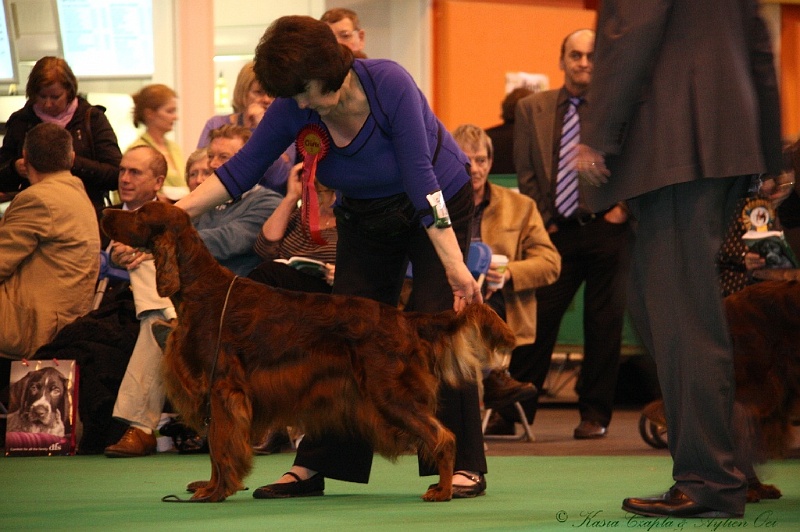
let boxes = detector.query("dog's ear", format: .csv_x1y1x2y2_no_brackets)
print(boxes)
8,372,31,412
57,373,69,425
153,230,181,297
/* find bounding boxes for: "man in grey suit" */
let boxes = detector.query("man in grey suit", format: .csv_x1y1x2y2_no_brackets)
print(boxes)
578,0,783,519
508,29,632,440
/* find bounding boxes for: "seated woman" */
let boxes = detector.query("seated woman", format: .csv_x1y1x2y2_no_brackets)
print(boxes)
248,163,337,292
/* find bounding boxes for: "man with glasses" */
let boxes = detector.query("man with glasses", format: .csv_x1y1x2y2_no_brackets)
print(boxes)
321,8,366,57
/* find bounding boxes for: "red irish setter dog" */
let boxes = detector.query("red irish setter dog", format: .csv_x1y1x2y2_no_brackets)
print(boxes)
101,201,515,503
642,278,800,502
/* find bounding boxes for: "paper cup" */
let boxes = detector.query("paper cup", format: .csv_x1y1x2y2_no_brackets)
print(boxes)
487,254,509,289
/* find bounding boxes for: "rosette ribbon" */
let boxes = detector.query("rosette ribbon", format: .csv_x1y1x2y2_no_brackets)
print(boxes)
295,124,331,245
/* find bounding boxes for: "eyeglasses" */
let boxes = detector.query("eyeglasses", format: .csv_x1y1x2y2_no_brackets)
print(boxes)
336,30,361,41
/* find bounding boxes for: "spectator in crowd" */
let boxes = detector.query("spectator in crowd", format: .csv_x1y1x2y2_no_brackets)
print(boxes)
511,28,633,440
103,145,174,458
452,123,561,413
0,56,122,221
0,123,100,360
321,7,366,57
197,61,295,195
129,84,186,195
192,125,283,277
249,163,337,292
483,88,533,175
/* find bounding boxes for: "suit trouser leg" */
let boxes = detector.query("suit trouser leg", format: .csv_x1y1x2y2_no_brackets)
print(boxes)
626,176,747,514
577,219,633,426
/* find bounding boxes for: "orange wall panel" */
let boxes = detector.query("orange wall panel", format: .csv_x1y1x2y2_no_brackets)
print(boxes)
432,1,595,131
782,5,800,139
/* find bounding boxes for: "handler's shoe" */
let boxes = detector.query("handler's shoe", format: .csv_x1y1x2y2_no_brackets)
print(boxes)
104,426,157,457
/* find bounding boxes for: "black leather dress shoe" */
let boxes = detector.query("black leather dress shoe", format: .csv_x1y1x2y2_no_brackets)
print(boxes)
623,487,742,518
574,420,607,439
253,472,324,499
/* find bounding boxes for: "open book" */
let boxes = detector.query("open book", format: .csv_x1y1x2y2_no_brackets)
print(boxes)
274,256,328,278
742,230,799,269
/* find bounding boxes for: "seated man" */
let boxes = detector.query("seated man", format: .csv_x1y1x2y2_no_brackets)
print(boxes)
0,123,100,360
105,129,281,457
191,125,282,276
451,124,562,416
103,145,176,457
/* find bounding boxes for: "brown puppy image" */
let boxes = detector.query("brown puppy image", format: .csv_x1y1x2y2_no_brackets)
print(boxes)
101,201,515,502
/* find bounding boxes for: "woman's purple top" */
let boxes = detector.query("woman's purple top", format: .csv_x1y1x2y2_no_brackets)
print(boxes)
216,59,470,227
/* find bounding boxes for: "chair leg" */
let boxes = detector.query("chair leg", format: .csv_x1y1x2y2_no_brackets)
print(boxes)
481,352,536,442
481,402,535,442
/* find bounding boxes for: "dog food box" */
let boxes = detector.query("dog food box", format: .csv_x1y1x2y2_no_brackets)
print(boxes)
5,360,78,456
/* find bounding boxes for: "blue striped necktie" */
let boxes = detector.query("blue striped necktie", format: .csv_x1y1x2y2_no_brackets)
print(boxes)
555,97,582,218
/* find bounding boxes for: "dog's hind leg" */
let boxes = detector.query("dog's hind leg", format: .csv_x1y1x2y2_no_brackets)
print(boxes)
191,380,253,502
419,419,456,502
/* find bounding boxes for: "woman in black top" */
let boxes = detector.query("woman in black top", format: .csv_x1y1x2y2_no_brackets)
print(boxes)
0,56,122,218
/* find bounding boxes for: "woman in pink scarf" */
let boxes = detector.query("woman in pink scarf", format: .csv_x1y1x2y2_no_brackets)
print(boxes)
0,57,122,224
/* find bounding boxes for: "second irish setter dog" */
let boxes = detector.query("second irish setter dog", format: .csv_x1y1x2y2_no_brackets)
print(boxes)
101,201,515,503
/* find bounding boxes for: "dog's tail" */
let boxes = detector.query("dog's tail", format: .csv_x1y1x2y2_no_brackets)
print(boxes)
411,303,516,388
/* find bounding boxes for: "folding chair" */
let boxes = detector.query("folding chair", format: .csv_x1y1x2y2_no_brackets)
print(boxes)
471,242,535,442
92,250,130,310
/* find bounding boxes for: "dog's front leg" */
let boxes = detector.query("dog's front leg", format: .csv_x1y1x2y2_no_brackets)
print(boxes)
191,381,253,502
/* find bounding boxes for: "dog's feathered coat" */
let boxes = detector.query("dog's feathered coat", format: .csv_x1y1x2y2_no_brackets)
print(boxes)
101,201,515,502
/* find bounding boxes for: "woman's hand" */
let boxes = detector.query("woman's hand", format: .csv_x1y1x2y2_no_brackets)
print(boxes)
449,262,483,312
759,172,795,209
324,264,335,286
743,251,766,272
285,163,304,202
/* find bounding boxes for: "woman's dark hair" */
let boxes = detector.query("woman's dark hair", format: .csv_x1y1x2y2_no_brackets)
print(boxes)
254,16,353,98
26,56,78,102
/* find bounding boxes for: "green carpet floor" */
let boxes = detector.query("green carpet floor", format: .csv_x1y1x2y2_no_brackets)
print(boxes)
1,453,798,531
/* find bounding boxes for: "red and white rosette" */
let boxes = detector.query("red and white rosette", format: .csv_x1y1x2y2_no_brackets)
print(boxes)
296,124,330,245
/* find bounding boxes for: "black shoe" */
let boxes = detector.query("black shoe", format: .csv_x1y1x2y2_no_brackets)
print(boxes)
484,411,516,436
253,472,324,499
482,369,537,409
427,471,487,498
622,487,742,518
574,420,607,439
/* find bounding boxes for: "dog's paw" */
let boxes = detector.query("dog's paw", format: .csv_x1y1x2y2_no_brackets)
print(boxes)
422,485,452,502
747,481,782,503
191,483,230,502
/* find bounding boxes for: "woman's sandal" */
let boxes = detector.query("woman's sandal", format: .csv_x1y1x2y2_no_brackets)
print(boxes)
428,471,487,498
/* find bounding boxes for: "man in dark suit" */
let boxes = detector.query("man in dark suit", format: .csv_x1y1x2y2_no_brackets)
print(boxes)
578,0,783,518
507,28,632,440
